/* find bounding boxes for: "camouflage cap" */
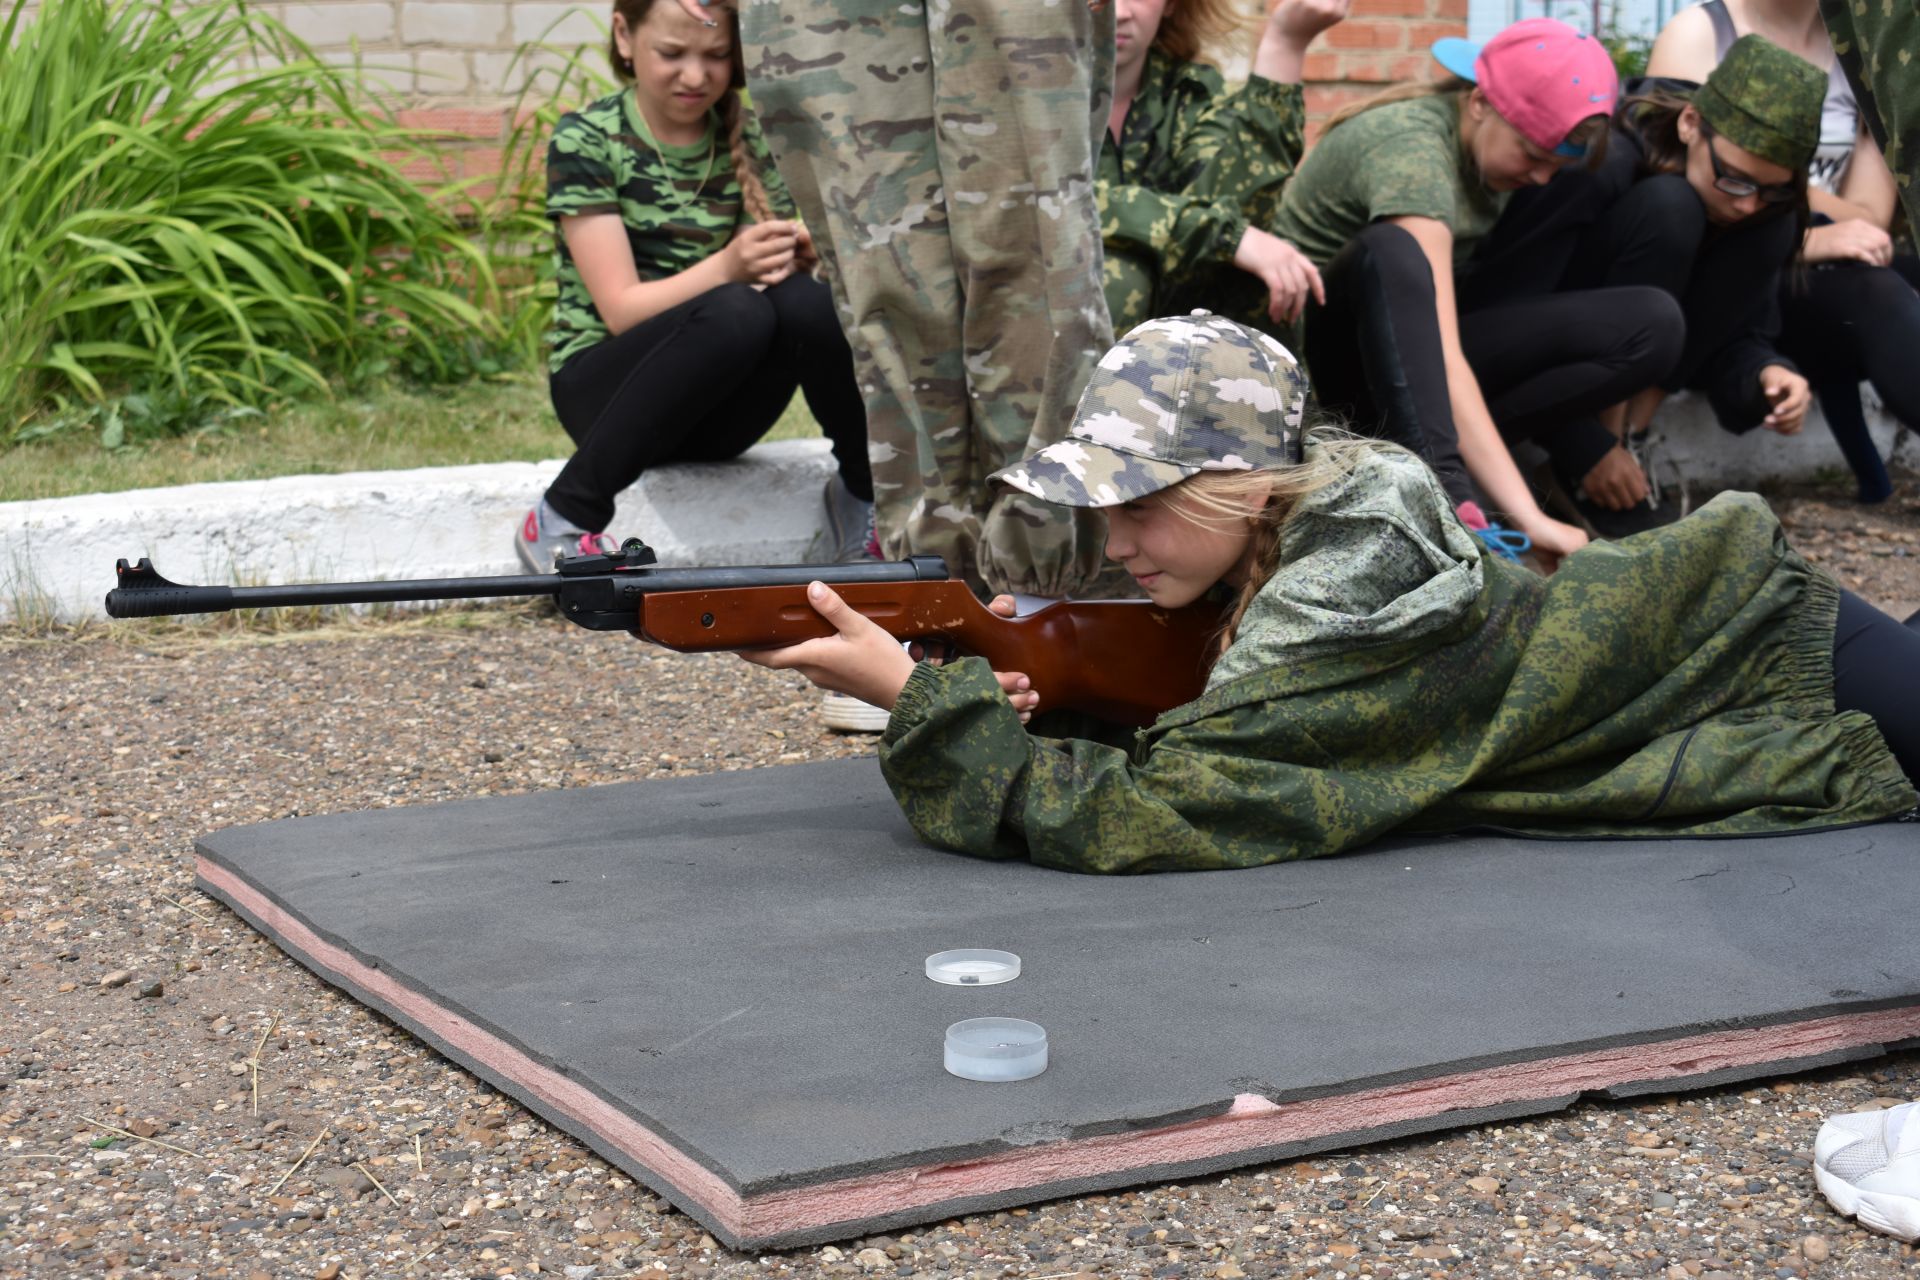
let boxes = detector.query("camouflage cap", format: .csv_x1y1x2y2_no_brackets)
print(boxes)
1694,34,1826,172
991,312,1308,509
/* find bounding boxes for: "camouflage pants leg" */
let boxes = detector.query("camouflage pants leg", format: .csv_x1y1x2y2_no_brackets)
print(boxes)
742,0,1117,598
1822,0,1917,239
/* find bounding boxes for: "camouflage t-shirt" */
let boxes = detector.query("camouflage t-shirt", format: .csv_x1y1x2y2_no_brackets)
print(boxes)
1271,92,1510,269
545,90,795,372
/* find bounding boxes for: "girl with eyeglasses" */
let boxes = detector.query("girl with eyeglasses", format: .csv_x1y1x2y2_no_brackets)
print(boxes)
1648,0,1919,507
1544,35,1828,506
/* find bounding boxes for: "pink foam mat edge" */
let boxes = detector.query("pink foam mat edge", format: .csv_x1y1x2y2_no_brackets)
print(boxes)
198,856,1920,1249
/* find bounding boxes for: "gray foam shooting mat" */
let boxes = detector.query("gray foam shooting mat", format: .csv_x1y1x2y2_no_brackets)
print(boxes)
194,759,1920,1249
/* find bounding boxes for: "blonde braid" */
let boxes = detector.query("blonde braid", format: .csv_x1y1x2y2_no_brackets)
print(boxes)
719,89,774,225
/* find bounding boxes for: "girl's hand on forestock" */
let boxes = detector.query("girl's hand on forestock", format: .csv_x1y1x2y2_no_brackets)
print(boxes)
737,582,917,711
1269,0,1350,47
1234,228,1325,325
723,220,799,286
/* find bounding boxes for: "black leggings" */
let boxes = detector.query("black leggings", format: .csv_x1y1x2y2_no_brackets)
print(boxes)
545,275,871,532
1777,254,1920,503
1564,173,1800,431
1304,222,1683,506
1833,591,1920,787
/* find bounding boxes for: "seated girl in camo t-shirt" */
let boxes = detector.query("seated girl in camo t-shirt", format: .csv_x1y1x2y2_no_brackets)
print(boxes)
516,0,876,573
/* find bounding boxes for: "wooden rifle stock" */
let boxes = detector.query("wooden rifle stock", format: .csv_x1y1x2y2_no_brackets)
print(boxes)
639,581,1221,725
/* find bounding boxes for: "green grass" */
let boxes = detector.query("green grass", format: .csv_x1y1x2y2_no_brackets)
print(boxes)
0,378,823,504
1,0,504,438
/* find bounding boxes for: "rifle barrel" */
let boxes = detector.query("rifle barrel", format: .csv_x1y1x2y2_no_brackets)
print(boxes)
105,571,560,618
104,555,949,620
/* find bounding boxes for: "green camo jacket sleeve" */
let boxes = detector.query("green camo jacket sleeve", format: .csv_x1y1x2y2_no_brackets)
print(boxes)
877,658,1400,875
1100,72,1306,275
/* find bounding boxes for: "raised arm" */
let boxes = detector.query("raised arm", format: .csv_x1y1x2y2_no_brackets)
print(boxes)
1253,0,1350,86
1384,216,1588,565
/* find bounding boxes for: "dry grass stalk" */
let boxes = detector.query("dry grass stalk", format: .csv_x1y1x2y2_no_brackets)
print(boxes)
354,1160,402,1208
79,1116,201,1159
246,1013,281,1115
160,894,212,923
268,1125,330,1196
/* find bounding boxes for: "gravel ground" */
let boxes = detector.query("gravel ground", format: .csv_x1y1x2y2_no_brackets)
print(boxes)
4,474,1918,1280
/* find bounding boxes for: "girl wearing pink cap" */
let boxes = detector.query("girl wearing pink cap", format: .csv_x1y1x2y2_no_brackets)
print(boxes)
1271,18,1683,570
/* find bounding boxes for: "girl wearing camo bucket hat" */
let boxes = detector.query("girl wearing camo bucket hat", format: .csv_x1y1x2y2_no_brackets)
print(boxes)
742,313,1918,875
1640,5,1918,510
1515,35,1834,521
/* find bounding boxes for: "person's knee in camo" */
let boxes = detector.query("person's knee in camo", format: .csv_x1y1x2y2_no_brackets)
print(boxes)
1821,0,1917,234
1807,1,1920,1238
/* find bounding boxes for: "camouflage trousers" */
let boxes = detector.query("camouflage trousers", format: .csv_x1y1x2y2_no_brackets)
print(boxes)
741,0,1120,598
1823,0,1917,243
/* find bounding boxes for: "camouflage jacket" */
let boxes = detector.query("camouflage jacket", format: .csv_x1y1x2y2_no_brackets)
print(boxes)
1822,0,1917,241
878,460,1915,874
1098,48,1306,279
545,90,795,372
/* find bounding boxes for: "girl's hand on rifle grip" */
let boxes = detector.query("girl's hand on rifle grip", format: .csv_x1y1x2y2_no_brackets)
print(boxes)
908,594,1039,724
737,581,917,710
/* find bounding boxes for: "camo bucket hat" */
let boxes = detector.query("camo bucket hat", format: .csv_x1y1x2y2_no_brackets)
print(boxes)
991,312,1308,509
1694,34,1826,172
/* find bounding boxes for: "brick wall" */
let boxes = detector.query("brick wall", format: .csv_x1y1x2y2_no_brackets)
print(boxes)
14,1,1463,173
252,0,1467,180
1298,0,1467,133
251,0,612,185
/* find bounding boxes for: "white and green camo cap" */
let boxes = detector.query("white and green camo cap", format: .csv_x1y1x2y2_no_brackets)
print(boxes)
991,312,1308,509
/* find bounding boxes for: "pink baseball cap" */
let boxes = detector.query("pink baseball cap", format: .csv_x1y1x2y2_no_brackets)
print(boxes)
1432,18,1619,157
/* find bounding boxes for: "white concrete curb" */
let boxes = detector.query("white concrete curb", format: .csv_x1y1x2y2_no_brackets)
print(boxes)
1,399,1909,625
2,438,842,624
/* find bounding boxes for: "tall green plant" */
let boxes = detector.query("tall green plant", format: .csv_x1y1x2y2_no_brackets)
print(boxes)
0,0,501,443
463,29,622,371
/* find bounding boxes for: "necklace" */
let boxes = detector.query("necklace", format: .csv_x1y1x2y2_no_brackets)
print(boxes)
637,100,717,218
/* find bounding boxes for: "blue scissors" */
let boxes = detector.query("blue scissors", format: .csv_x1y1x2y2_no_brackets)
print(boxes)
1472,523,1533,562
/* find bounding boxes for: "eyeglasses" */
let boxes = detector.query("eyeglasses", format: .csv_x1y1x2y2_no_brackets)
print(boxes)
1696,121,1799,203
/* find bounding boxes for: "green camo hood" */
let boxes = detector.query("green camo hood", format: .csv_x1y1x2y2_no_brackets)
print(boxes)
1206,443,1485,691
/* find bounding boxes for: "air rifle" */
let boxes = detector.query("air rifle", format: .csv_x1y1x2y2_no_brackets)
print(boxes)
105,540,1221,725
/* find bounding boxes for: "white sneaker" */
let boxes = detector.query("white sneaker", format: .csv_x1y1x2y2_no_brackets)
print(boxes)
820,690,890,733
1814,1099,1920,1241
